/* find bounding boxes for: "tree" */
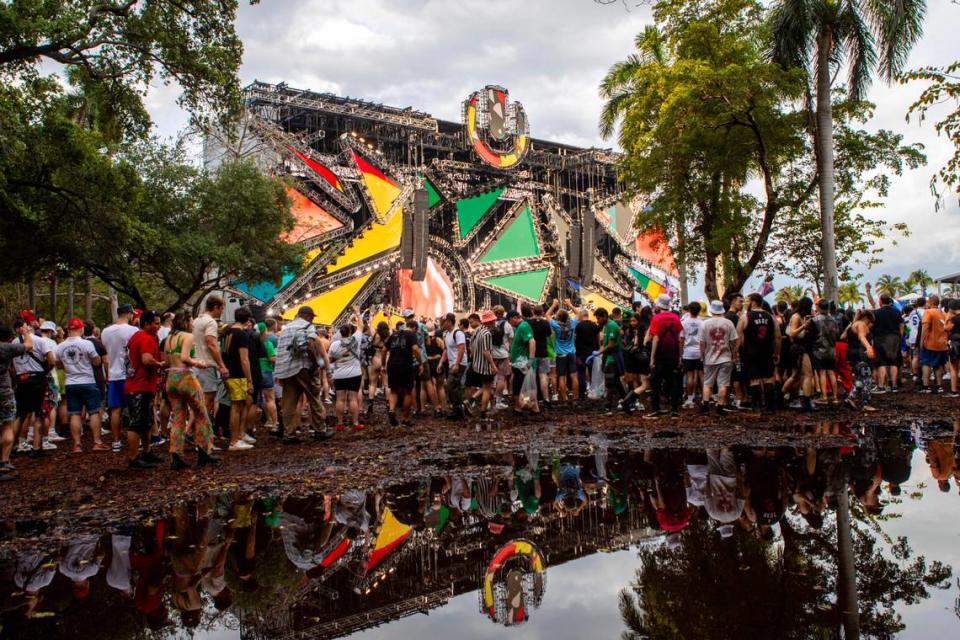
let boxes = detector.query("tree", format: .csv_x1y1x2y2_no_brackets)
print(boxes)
837,281,863,307
906,269,932,293
761,98,924,293
768,0,927,304
875,274,906,297
902,60,960,208
775,284,805,304
600,0,818,300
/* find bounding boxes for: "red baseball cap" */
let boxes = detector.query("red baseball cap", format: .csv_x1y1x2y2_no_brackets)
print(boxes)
19,309,36,324
66,317,85,331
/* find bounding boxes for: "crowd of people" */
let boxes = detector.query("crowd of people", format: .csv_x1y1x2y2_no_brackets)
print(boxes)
1,285,958,478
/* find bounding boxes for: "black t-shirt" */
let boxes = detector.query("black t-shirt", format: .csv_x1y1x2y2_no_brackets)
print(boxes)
247,329,265,383
574,320,601,356
387,330,416,370
223,327,250,379
872,304,903,337
528,318,551,358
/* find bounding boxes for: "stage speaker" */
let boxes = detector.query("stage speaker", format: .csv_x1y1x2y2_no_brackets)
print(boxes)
411,188,430,281
568,220,582,278
581,207,595,286
401,206,415,269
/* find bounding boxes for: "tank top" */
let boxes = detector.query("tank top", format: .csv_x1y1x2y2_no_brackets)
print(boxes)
743,310,775,355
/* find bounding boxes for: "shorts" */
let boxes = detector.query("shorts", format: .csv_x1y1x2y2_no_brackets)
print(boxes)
387,367,415,392
465,369,494,388
555,354,577,377
495,358,511,378
125,392,155,434
0,396,16,423
812,355,836,372
14,374,46,417
261,370,275,390
875,334,901,367
66,383,102,416
196,367,219,394
745,357,775,380
704,362,734,388
511,367,526,396
920,349,948,369
333,376,362,392
534,357,551,374
107,380,127,409
225,378,250,402
682,358,703,372
624,352,644,375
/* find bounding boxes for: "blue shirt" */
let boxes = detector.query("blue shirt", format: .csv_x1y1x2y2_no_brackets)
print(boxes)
549,318,578,356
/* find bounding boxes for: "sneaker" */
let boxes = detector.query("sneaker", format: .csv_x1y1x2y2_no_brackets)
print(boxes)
388,412,399,427
313,430,335,442
111,441,123,452
46,433,67,443
682,399,697,410
41,438,57,451
228,440,254,451
150,435,167,447
919,386,933,394
0,464,18,481
16,441,31,453
335,424,346,432
92,442,110,452
28,448,50,458
494,400,509,411
890,387,899,394
353,424,365,432
71,445,83,454
945,391,960,398
643,411,664,420
872,387,888,395
242,433,257,444
462,402,474,417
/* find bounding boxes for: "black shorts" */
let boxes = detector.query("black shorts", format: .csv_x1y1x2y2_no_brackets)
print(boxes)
465,369,494,388
14,374,46,417
555,354,577,377
387,367,415,392
511,367,526,396
812,355,836,372
333,376,362,392
125,392,155,435
874,334,901,367
682,358,703,372
624,351,644,375
746,357,775,380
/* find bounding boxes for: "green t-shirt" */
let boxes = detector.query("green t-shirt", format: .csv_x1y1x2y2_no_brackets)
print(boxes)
602,319,621,365
259,337,276,373
546,333,556,360
510,320,534,365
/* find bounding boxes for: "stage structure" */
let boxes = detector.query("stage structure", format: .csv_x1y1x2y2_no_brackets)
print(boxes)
205,81,677,325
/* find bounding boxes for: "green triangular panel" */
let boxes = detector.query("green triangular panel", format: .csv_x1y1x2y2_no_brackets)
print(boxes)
479,205,540,263
456,187,505,238
425,178,442,209
482,268,550,300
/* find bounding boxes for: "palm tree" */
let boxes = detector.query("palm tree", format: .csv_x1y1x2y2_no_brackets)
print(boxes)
906,268,932,293
837,281,863,307
768,0,926,304
775,284,805,304
875,274,905,297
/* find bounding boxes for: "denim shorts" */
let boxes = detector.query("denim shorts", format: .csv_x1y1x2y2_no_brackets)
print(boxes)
66,384,102,416
261,370,275,390
107,379,127,409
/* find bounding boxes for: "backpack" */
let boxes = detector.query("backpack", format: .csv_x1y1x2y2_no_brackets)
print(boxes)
492,319,506,347
289,326,311,359
812,314,839,361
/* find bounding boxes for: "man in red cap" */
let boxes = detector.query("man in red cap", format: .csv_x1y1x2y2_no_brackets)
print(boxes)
55,318,107,453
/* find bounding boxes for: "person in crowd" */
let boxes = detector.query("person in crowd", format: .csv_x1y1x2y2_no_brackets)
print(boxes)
1,324,32,479
699,301,738,415
101,303,138,450
384,319,423,427
12,319,55,457
328,324,364,431
574,309,601,402
508,309,537,416
679,302,703,409
464,310,497,417
193,296,229,417
274,306,330,441
920,294,949,393
125,311,164,468
548,304,578,404
810,299,841,405
843,310,877,412
866,289,905,393
55,317,107,454
223,307,255,451
594,307,622,413
259,320,279,431
440,313,467,419
738,293,780,410
491,305,514,410
644,294,683,418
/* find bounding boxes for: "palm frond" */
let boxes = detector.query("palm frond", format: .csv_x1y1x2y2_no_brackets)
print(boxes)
863,0,927,82
599,91,634,140
767,0,816,70
838,1,878,101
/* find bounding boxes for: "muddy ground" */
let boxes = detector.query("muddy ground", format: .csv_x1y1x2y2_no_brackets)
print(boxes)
1,391,956,551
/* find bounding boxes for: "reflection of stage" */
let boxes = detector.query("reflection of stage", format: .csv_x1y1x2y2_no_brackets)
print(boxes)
216,81,679,324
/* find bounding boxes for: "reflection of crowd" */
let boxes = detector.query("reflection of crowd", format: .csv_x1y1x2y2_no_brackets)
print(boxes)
3,421,957,635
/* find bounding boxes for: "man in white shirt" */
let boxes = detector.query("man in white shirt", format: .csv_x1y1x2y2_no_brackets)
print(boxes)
679,302,704,408
56,317,106,452
440,312,467,418
100,304,138,449
490,305,514,409
907,296,925,379
193,295,229,415
12,319,56,456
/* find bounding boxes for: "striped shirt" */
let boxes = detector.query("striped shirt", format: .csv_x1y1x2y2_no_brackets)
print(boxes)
470,325,494,375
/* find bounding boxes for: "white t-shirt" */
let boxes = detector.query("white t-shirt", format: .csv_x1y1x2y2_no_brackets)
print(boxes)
55,336,101,386
907,308,924,346
681,315,703,360
101,322,138,381
444,329,467,367
157,326,171,344
192,313,220,363
328,335,362,379
13,335,56,374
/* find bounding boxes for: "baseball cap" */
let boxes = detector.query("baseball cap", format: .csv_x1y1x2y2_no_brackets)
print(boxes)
39,321,57,332
505,310,521,319
297,305,316,318
66,317,85,331
117,303,134,315
480,309,497,323
402,308,415,318
19,309,36,324
655,293,671,310
709,300,725,315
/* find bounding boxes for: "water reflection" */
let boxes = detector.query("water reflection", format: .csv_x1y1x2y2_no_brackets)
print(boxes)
0,422,956,639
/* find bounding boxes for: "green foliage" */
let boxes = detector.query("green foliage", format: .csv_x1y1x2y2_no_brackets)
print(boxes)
775,284,805,304
902,61,960,208
906,269,933,292
837,281,863,307
875,274,907,297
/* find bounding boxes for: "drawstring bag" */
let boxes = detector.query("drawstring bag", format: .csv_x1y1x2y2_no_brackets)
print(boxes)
587,352,606,399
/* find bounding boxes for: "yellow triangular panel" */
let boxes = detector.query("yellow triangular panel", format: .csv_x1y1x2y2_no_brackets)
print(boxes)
325,212,403,274
282,273,372,324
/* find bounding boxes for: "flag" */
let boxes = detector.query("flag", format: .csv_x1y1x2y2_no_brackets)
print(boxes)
566,278,582,291
758,274,774,298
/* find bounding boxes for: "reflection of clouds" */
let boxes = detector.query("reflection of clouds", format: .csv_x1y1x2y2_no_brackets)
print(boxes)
354,548,641,639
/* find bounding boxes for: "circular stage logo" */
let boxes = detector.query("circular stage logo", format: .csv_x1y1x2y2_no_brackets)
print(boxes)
464,85,530,169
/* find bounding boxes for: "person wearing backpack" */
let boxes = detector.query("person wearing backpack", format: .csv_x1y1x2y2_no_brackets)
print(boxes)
440,313,467,419
811,299,841,405
490,305,513,410
274,306,331,442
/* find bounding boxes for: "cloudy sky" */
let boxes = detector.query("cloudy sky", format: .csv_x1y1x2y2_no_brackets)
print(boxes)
149,0,960,294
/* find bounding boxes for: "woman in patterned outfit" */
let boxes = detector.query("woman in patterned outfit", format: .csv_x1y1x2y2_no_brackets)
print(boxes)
162,311,219,469
843,310,877,412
